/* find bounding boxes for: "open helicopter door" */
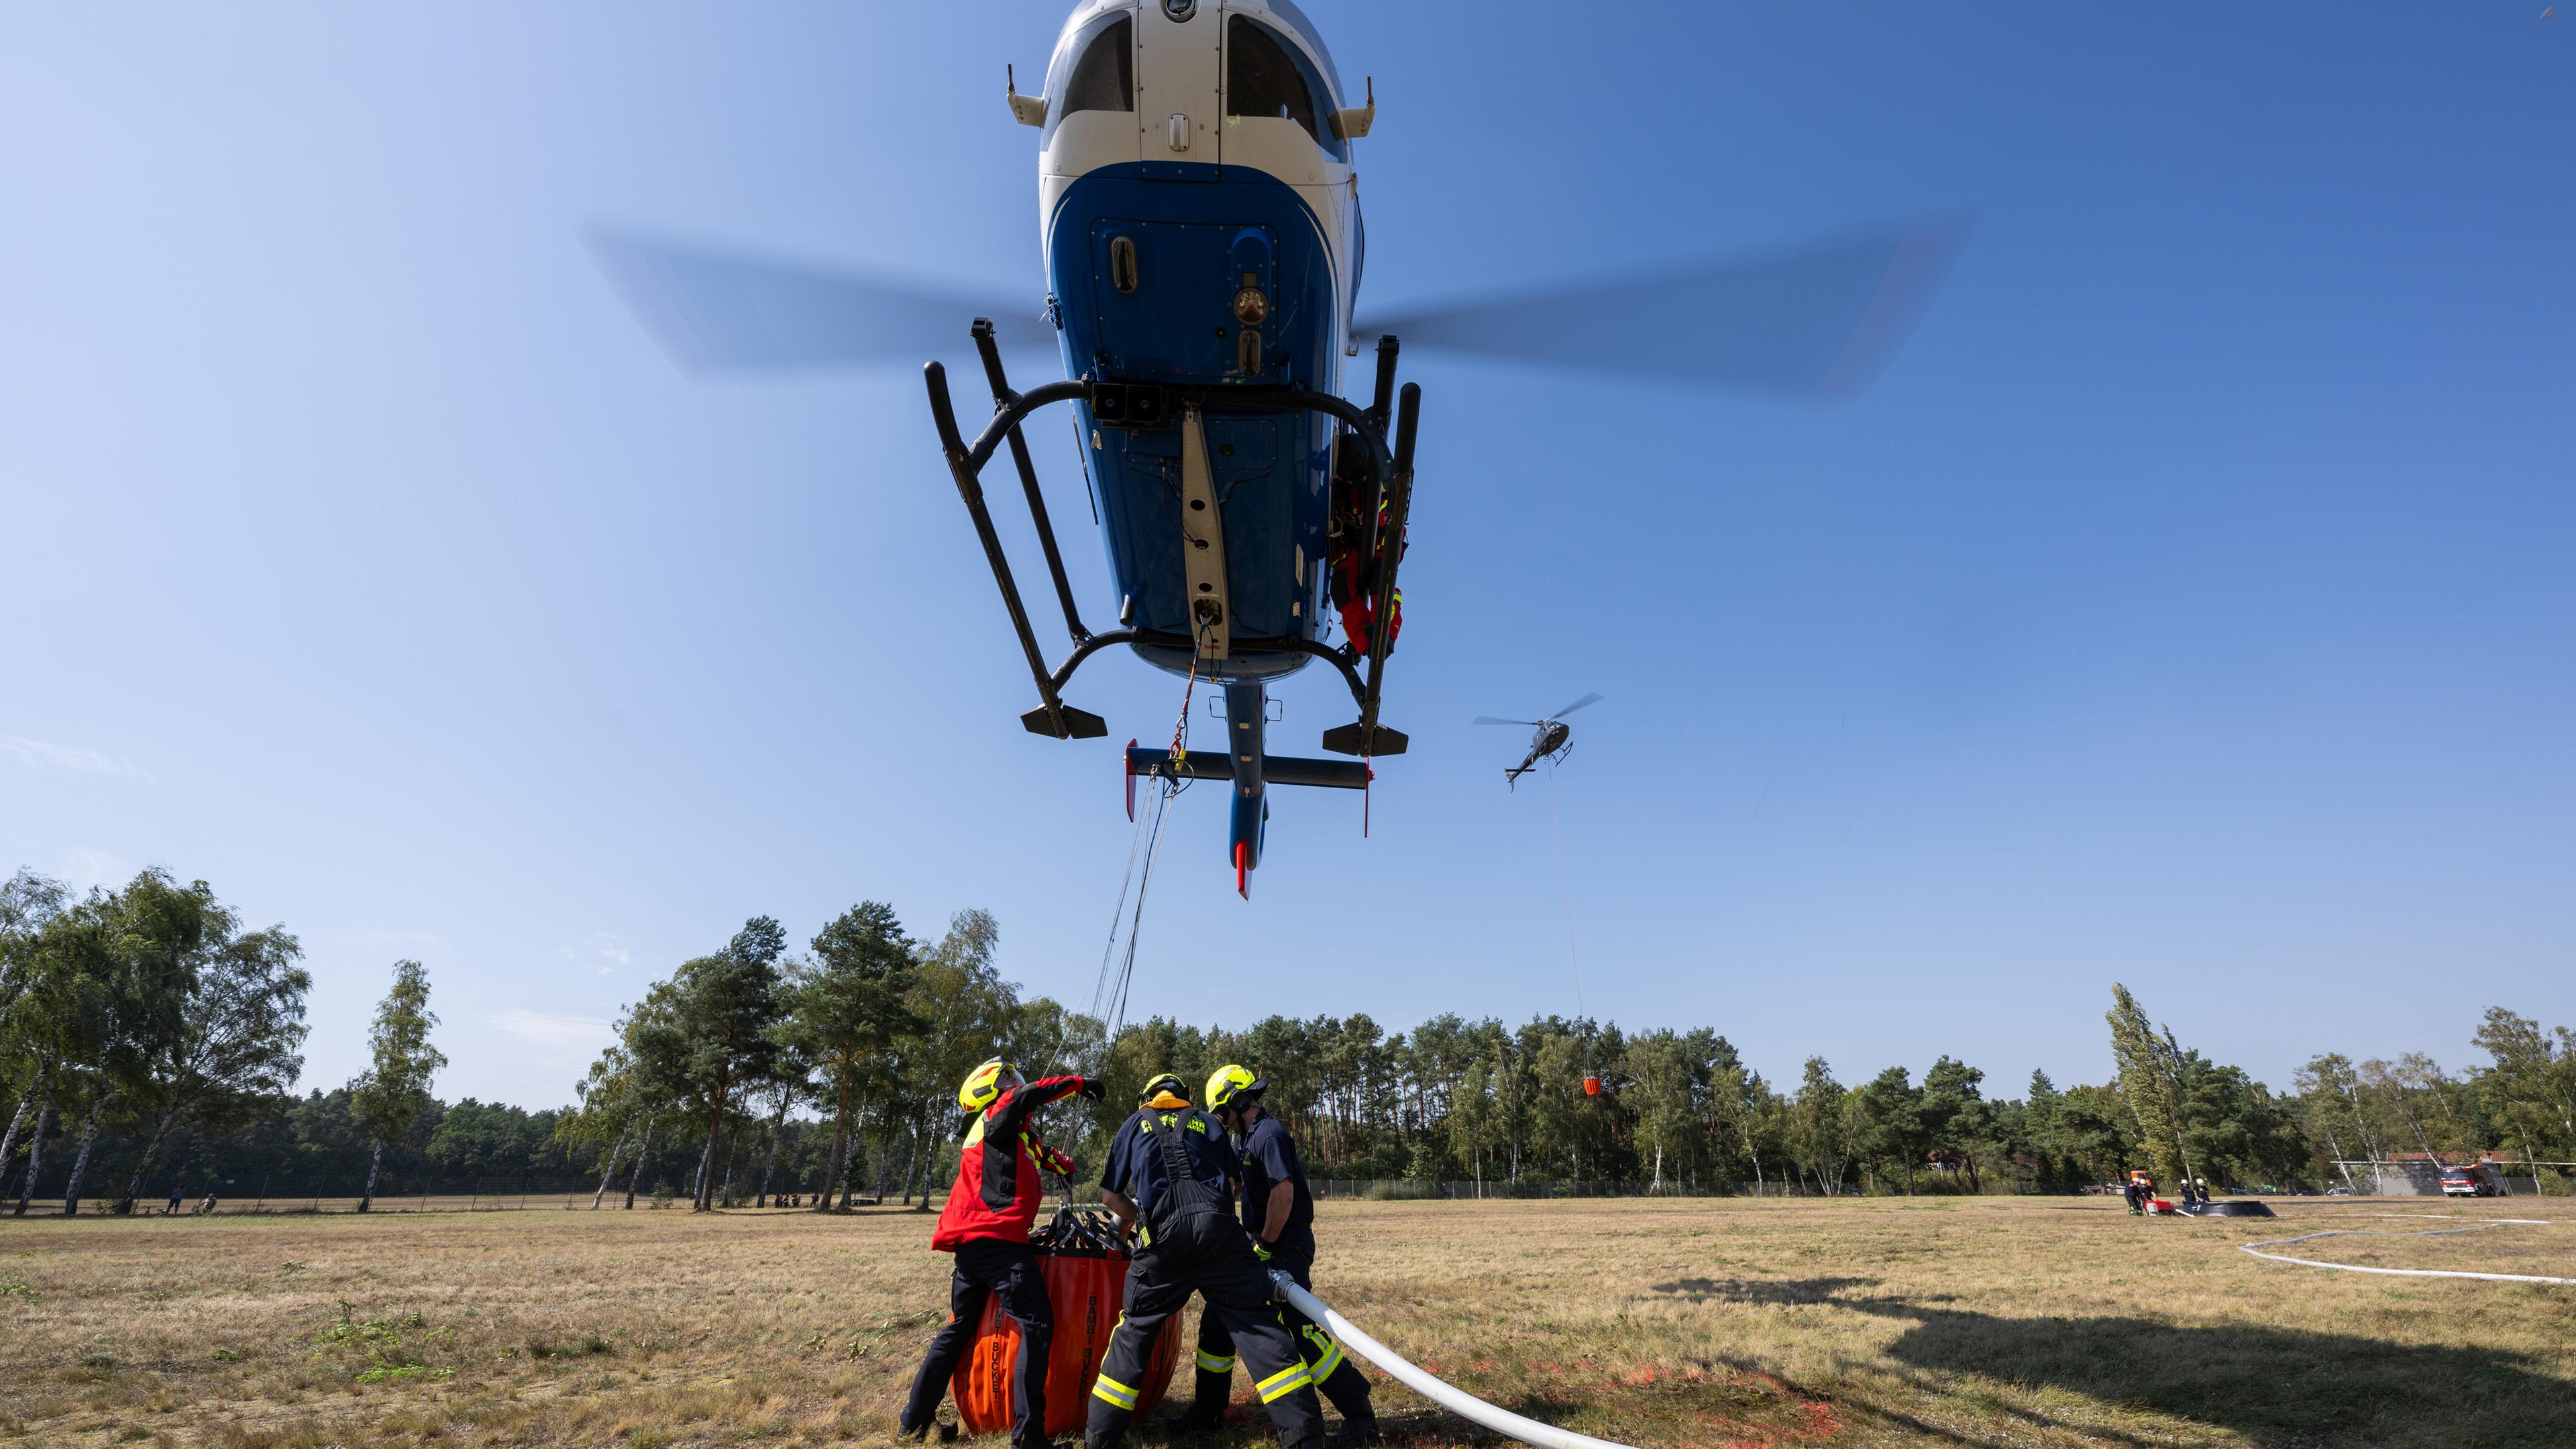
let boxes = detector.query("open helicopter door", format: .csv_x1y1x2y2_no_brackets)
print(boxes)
1138,0,1222,171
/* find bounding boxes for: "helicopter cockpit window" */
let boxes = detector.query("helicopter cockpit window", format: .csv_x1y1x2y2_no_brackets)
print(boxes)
1226,15,1344,162
1046,13,1133,143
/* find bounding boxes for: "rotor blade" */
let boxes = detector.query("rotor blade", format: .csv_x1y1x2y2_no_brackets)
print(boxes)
585,227,1054,376
1550,693,1604,720
1353,217,1970,397
1470,716,1538,727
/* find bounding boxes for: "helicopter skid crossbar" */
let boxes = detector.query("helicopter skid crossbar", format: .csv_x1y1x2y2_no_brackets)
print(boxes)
922,325,1412,752
1049,629,1364,706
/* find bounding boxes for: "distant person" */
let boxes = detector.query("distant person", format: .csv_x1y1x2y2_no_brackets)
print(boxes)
167,1189,184,1216
899,1060,1101,1449
199,1193,218,1216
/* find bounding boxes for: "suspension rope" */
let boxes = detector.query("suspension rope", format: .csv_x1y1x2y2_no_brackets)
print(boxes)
1546,762,1585,1016
1100,781,1175,1042
1057,647,1210,1079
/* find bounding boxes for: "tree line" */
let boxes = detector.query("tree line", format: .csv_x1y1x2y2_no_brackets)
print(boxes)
7,867,2573,1210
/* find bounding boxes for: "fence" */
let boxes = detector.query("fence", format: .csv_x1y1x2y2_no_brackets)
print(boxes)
14,1179,613,1216
2326,1161,2565,1197
1311,1179,1852,1200
5,1177,967,1217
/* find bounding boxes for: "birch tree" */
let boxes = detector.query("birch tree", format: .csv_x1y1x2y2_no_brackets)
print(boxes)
0,870,74,1177
2106,983,2198,1190
0,867,70,1030
112,906,309,1214
1624,1030,1699,1191
1790,1057,1848,1195
350,959,443,1212
2472,1008,2575,1176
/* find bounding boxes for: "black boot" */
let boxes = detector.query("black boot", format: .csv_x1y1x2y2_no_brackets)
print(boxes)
1167,1401,1226,1434
1325,1416,1383,1449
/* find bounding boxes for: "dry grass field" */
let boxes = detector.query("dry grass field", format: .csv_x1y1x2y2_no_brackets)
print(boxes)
3,1196,2571,1449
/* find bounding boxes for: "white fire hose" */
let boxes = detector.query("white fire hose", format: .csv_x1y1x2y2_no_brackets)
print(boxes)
1269,1271,1642,1449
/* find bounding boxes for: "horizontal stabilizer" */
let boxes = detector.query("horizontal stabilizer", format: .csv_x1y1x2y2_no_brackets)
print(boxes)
1320,722,1409,757
1024,704,1108,739
1127,748,1369,790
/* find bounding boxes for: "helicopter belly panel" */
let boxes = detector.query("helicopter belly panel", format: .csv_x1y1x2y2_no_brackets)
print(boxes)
1047,165,1340,679
1087,219,1282,380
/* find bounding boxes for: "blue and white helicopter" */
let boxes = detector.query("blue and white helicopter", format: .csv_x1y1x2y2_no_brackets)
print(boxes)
593,0,1962,896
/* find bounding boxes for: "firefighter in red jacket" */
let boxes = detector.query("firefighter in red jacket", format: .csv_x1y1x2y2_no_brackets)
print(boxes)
902,1059,1106,1449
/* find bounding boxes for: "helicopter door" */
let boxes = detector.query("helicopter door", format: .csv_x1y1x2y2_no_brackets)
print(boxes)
1137,0,1222,172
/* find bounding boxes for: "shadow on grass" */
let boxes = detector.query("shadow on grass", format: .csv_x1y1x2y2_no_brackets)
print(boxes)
1687,1277,2576,1445
1648,1276,1880,1306
1884,1307,2576,1444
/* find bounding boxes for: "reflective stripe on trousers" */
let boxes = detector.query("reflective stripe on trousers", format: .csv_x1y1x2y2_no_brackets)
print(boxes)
1256,1360,1313,1403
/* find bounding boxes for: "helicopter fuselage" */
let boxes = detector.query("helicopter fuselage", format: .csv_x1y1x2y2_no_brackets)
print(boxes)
1507,721,1574,782
1035,0,1362,686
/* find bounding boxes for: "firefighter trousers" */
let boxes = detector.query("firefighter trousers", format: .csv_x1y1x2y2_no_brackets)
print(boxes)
1192,1251,1373,1425
903,1238,1053,1449
1086,1218,1322,1449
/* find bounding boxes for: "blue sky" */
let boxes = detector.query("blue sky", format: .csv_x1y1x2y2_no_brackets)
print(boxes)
5,4,2569,1109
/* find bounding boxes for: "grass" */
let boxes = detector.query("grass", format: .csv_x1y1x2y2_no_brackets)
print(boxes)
0,1196,2569,1448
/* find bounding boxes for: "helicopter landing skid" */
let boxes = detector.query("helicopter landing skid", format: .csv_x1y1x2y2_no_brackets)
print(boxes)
921,321,1420,759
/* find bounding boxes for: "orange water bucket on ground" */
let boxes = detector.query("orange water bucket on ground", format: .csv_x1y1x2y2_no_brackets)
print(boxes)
954,1232,1179,1436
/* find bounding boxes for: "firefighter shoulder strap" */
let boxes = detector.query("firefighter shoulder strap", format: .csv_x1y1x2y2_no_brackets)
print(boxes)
1144,1108,1227,1238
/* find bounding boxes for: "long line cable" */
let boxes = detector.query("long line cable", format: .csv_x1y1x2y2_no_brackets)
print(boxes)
1037,792,1157,1083
1085,797,1158,1024
1100,782,1175,1042
1545,762,1584,1016
1054,655,1203,1078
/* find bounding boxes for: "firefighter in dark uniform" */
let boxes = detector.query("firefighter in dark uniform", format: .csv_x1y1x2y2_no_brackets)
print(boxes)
1089,1073,1325,1449
901,1059,1105,1449
1180,1065,1380,1446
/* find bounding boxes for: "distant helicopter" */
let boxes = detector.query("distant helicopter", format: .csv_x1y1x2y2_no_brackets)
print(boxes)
1475,693,1603,787
589,0,1964,894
